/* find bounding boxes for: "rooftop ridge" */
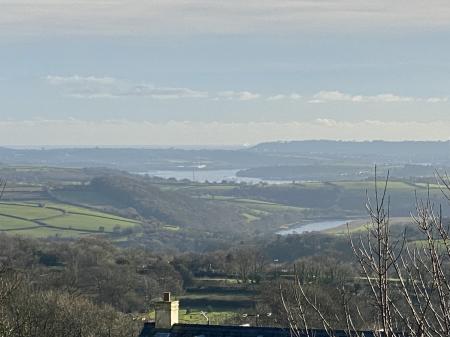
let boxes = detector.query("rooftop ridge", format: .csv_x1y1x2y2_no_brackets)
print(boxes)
140,322,379,337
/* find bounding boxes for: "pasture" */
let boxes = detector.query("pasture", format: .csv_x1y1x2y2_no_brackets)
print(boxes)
0,201,140,238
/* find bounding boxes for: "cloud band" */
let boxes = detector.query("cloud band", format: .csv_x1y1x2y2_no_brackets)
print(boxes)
2,118,450,146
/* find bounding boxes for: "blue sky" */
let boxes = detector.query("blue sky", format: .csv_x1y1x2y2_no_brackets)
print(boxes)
1,1,450,145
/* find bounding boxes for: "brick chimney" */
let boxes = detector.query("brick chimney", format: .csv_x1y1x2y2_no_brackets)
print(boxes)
155,292,179,329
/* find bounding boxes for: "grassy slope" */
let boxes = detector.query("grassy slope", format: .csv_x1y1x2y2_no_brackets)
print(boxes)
174,179,449,234
325,217,413,235
2,174,444,239
0,201,140,238
0,214,40,230
53,176,246,233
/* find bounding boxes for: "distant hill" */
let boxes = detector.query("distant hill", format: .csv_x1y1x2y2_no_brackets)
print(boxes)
2,141,450,173
250,140,450,159
237,165,372,181
237,164,442,181
0,147,298,170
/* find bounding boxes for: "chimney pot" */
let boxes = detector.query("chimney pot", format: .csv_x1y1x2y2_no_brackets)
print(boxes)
163,292,171,302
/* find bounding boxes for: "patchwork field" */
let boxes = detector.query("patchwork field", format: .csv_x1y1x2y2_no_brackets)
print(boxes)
1,174,444,240
0,201,141,238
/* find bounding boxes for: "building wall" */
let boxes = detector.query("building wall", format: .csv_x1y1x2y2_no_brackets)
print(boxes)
155,301,179,329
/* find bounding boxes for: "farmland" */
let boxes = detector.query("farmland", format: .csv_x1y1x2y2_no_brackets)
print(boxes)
0,165,446,245
0,201,140,238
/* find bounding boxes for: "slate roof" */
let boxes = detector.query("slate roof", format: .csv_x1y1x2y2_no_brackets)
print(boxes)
139,322,377,337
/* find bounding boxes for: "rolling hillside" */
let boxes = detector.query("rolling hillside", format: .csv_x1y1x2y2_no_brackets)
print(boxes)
0,201,140,238
51,176,246,233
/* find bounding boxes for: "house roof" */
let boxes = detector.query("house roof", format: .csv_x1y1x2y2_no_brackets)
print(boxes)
139,322,376,337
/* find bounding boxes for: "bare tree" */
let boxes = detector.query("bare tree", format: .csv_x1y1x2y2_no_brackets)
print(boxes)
281,169,450,337
349,169,406,336
0,178,6,200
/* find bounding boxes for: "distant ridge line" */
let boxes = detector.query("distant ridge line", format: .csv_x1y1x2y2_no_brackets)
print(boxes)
249,140,450,156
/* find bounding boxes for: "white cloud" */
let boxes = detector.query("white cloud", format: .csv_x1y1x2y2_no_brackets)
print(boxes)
426,97,449,103
267,95,284,101
310,90,448,104
3,118,450,146
46,76,262,101
217,91,260,101
45,78,449,105
46,75,116,86
239,91,260,101
314,118,339,127
267,93,302,101
45,75,208,99
133,87,208,99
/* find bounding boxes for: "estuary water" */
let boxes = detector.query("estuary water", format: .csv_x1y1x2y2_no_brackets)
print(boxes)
143,169,291,184
276,220,349,235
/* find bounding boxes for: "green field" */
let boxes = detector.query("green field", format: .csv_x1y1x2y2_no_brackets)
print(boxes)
13,227,88,238
144,274,255,325
331,181,416,190
241,212,260,222
0,203,62,219
0,214,40,231
44,213,136,232
326,217,413,235
0,201,140,238
44,202,140,222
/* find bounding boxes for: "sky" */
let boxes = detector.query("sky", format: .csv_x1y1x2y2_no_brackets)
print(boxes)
1,0,450,146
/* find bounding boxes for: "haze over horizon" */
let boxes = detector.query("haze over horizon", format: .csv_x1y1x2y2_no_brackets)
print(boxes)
2,1,450,145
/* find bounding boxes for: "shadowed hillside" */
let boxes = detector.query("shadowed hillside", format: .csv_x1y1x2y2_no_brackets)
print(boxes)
53,175,245,233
